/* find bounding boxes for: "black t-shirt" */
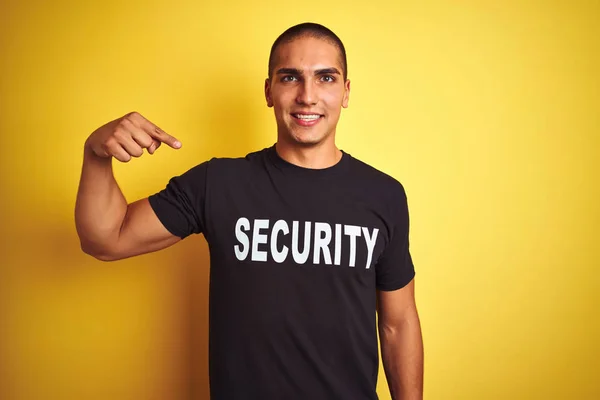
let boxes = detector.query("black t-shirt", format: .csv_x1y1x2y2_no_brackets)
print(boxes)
148,145,415,400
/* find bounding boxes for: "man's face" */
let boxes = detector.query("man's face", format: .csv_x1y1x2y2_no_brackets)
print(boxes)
265,36,350,147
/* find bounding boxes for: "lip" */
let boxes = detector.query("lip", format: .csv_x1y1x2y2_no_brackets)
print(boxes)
291,112,323,127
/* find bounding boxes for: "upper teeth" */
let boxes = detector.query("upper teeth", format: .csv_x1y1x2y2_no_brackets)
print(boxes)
295,114,320,120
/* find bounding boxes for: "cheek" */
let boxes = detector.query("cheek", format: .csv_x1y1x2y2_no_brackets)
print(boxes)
272,103,289,122
272,91,294,110
322,89,345,108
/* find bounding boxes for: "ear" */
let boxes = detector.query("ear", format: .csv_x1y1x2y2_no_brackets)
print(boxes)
265,78,273,108
342,79,351,108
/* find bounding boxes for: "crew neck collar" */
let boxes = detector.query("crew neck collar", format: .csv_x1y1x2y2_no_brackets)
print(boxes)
266,144,349,178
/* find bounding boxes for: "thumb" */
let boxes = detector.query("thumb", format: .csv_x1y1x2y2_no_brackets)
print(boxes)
147,139,162,155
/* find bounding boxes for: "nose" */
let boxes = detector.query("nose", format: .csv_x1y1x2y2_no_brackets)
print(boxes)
296,79,317,106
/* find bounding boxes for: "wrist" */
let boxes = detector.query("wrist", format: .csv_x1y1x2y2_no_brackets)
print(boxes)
84,139,111,163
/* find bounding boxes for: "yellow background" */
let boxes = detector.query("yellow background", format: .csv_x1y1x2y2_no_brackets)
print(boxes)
1,0,598,399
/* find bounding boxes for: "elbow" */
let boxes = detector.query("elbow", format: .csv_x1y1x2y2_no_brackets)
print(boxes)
79,239,120,262
378,320,401,339
378,312,421,342
378,314,415,338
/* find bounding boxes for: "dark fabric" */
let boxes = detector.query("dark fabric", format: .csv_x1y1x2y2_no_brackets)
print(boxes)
148,145,415,400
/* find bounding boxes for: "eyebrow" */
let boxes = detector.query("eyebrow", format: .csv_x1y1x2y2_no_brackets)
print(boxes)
276,67,342,76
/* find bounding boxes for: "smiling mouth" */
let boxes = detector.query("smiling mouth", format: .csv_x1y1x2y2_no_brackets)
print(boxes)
291,113,323,121
291,113,323,127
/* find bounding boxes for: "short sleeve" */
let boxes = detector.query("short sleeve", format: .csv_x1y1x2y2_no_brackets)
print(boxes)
147,162,208,239
375,184,415,291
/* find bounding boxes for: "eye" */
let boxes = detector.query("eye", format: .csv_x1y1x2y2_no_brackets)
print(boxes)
320,75,336,82
281,75,298,82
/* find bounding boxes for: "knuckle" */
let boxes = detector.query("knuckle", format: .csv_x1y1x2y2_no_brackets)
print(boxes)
153,124,166,135
152,128,164,139
138,135,153,148
114,128,130,141
111,129,124,141
103,137,117,149
118,117,133,130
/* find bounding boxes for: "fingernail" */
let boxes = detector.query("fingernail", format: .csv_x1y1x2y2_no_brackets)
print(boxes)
174,141,182,148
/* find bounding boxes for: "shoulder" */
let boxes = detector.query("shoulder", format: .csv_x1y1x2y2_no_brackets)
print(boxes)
165,147,269,185
344,153,412,227
202,147,270,177
345,152,408,200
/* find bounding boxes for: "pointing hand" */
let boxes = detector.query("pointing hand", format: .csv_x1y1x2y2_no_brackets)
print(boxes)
85,111,182,162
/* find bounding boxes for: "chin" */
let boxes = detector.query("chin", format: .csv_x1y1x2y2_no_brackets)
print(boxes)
289,134,326,147
287,128,330,146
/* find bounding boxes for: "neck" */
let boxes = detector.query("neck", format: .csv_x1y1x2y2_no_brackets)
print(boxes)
275,139,342,169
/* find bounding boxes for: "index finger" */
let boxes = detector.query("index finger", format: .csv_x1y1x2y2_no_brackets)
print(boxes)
150,124,182,149
133,114,182,149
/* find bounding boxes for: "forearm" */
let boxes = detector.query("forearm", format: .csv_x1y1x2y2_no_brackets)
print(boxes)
75,143,127,256
379,310,424,400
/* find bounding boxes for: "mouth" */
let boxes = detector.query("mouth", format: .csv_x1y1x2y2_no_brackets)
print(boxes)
291,113,324,127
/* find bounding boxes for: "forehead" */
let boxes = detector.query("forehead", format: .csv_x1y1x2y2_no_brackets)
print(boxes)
273,36,343,71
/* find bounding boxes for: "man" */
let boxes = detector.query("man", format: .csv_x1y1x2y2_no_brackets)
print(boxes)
75,22,423,400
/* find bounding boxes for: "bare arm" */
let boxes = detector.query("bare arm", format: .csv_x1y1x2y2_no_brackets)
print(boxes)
75,112,182,261
377,279,424,400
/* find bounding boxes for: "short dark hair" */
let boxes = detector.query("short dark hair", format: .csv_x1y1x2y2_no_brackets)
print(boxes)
268,22,348,81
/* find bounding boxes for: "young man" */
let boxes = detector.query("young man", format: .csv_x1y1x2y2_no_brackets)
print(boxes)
75,23,423,400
